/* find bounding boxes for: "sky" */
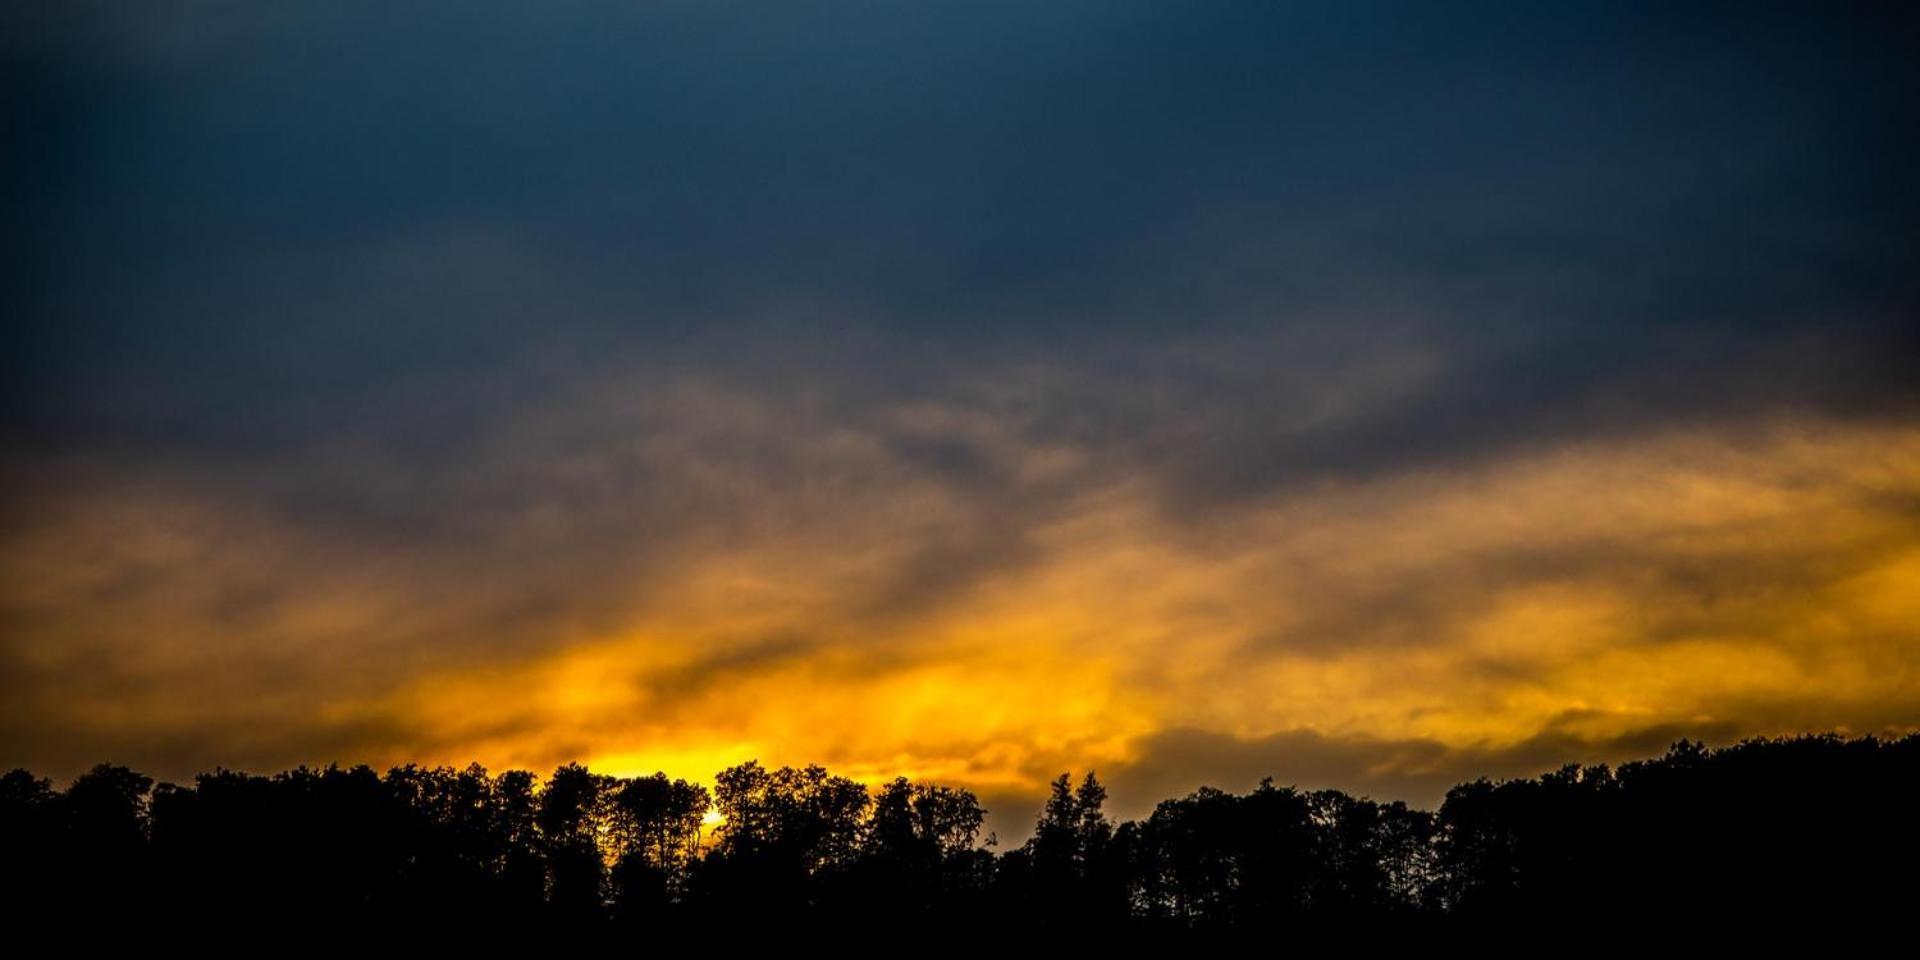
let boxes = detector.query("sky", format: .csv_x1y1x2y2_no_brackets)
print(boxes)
3,1,1918,831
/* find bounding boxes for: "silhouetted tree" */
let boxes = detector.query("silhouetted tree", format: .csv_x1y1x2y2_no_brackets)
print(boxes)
539,762,614,918
8,733,1916,933
606,772,709,922
842,776,992,927
0,769,58,917
49,764,153,915
1004,771,1125,926
493,768,548,917
694,761,870,921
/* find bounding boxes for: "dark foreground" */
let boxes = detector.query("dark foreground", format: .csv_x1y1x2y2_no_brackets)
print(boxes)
4,734,1914,935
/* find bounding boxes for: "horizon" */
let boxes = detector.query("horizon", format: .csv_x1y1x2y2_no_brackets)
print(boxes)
16,729,1909,844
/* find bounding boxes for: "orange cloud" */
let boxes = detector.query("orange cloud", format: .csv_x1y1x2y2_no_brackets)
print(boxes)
4,397,1918,825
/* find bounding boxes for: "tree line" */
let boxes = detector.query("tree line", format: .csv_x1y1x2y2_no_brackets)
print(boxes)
2,734,1913,933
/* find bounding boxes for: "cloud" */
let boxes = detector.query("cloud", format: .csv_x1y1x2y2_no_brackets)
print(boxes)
2,2,1917,843
5,362,1917,838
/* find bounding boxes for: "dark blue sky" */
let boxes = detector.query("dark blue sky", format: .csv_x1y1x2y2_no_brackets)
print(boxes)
9,2,1914,454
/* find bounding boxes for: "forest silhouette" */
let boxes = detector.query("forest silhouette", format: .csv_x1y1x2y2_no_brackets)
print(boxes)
4,734,1913,935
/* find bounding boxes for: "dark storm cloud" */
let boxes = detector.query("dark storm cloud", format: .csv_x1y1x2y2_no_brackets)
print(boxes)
7,2,1915,466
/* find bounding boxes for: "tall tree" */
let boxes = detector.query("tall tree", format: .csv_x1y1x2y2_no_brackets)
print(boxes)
540,763,613,916
607,772,710,921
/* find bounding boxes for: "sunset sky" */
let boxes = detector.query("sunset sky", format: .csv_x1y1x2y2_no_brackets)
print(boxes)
4,2,1917,831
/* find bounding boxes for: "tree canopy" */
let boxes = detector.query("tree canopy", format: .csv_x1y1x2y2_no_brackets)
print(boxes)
2,734,1912,936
